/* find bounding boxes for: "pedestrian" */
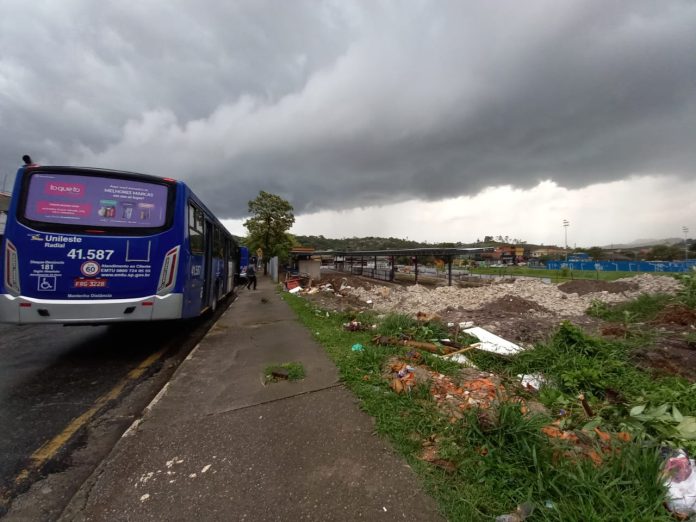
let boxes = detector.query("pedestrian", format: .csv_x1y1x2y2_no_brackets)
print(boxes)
245,264,257,290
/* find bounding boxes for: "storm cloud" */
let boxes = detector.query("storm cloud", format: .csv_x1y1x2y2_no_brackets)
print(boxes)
1,0,695,219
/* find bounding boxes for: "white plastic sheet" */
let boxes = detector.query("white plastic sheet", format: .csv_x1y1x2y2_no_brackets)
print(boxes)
463,327,522,355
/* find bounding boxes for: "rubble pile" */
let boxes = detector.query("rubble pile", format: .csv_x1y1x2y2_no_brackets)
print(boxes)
345,274,682,318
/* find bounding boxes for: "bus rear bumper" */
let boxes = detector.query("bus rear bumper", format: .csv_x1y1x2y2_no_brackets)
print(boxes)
0,293,184,324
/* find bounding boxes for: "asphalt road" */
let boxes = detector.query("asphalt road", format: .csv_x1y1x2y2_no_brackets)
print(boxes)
0,305,228,517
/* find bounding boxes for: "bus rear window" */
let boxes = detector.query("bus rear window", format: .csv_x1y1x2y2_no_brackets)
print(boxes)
23,172,170,229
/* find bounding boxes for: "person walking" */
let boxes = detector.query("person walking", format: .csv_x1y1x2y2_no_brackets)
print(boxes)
245,264,257,290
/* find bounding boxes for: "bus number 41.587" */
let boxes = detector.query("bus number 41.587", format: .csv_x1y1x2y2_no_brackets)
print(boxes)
67,249,115,260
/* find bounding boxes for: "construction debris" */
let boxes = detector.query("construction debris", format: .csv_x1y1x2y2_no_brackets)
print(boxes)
518,373,545,391
372,335,443,354
346,274,682,318
463,327,522,355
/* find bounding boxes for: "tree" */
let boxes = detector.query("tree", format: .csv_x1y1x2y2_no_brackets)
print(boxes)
646,244,682,261
244,191,295,274
587,247,605,261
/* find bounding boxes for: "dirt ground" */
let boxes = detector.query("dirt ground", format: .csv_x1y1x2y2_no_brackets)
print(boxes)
557,279,638,296
299,270,696,381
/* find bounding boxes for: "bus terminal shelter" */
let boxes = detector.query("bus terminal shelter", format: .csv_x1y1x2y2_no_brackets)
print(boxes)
315,247,494,286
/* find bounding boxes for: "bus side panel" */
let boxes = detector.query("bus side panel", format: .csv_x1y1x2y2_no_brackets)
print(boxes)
181,251,204,318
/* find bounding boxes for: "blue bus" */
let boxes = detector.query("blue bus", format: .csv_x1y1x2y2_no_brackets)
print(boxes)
0,164,239,324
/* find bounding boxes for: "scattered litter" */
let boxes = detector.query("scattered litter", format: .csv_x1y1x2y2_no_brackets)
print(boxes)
140,493,150,502
495,502,534,522
201,464,212,474
398,365,415,377
189,473,197,478
665,450,693,482
518,373,545,391
416,311,441,322
418,446,457,472
458,321,474,329
447,354,477,367
343,320,365,331
351,343,364,352
664,450,696,516
389,361,417,393
288,286,302,294
540,422,631,466
463,327,522,355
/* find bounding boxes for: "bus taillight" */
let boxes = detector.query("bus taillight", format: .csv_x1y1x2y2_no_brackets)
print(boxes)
4,240,21,295
157,245,180,295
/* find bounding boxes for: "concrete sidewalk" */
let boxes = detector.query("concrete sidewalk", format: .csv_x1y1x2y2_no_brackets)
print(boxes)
60,276,444,521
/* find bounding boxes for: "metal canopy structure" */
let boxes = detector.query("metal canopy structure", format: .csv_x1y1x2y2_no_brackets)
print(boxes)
314,247,494,286
315,247,491,257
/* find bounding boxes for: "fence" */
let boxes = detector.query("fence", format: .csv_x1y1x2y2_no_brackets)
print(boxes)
349,266,394,282
546,260,696,273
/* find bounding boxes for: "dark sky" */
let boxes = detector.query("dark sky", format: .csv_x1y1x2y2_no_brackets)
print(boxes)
1,0,695,227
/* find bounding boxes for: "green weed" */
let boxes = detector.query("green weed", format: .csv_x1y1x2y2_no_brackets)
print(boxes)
587,293,672,323
264,361,306,382
676,274,696,308
282,294,680,521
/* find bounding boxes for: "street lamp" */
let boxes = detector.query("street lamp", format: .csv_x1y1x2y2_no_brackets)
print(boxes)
684,226,689,262
563,219,570,261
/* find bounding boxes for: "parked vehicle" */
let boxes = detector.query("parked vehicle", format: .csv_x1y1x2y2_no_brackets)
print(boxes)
0,164,239,324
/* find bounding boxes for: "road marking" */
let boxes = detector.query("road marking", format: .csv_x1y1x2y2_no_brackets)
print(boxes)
12,348,166,485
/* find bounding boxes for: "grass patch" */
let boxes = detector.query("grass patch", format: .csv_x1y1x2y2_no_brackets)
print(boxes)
468,323,696,451
281,292,681,521
588,293,672,323
264,361,305,382
676,274,696,308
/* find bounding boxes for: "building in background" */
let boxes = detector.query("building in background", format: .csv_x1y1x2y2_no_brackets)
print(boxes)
0,191,10,236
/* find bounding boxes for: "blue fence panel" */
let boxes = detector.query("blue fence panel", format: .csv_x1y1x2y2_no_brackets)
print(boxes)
545,260,696,272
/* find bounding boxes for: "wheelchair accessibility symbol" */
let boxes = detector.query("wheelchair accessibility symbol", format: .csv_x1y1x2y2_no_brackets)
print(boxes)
38,276,57,292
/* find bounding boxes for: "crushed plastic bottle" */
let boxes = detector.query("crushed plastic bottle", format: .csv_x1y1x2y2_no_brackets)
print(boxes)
495,502,534,522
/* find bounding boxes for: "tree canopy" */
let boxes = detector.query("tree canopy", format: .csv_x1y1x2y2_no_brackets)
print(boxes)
645,244,684,261
244,191,295,269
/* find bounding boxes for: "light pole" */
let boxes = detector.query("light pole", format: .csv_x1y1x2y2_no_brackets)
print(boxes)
563,219,570,262
683,226,689,262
